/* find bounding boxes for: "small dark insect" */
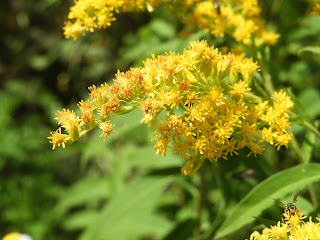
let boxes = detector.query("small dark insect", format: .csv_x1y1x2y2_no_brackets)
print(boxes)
231,168,255,181
272,192,300,217
212,0,221,15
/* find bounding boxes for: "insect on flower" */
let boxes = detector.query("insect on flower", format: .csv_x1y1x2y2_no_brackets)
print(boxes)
271,192,300,217
212,0,221,14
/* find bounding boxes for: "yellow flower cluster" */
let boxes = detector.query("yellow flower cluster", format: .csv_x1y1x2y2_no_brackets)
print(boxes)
64,0,160,39
63,0,279,46
249,210,320,240
312,3,320,15
183,0,280,46
48,40,293,176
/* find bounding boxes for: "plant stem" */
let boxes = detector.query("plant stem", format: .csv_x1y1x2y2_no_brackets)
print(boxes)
302,120,320,140
307,184,319,209
289,133,305,164
194,164,207,240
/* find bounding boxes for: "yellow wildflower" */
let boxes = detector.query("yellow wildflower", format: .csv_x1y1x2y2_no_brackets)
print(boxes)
50,40,293,176
48,128,71,149
229,81,251,96
55,109,80,141
247,209,320,240
78,100,96,130
184,0,279,46
99,121,116,140
63,0,160,39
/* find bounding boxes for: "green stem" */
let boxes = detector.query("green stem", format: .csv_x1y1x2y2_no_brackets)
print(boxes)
289,133,305,164
302,120,320,140
194,164,207,240
261,65,275,95
307,184,319,209
248,44,275,95
79,121,99,138
289,111,320,140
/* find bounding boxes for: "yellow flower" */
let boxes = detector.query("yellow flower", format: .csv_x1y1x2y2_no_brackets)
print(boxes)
55,109,80,141
64,0,159,39
229,81,251,96
48,128,71,149
184,0,279,46
78,100,96,130
269,221,288,239
311,3,320,15
247,209,320,240
152,136,171,156
99,122,116,140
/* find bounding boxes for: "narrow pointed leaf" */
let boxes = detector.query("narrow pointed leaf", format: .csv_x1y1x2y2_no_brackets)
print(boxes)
215,163,320,239
298,46,320,55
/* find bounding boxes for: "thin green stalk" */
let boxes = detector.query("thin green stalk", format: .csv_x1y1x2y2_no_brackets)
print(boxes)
194,165,206,240
289,111,320,140
302,120,320,140
307,184,319,209
289,133,305,164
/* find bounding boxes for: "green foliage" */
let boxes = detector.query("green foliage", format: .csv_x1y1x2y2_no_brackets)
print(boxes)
1,1,320,240
215,164,320,238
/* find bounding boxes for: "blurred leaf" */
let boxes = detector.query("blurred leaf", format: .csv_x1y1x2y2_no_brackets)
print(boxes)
253,216,276,228
162,219,196,240
150,19,175,39
301,130,316,164
55,173,110,216
28,54,52,71
215,163,320,239
298,46,320,55
63,210,101,230
125,145,181,170
298,88,320,119
80,176,173,240
109,109,144,141
287,89,313,123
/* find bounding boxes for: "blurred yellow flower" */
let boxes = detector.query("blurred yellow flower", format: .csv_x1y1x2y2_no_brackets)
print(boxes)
63,0,279,47
311,3,320,15
63,0,160,39
184,0,279,46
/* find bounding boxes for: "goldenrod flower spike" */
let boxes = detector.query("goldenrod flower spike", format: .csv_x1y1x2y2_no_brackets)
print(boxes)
49,40,294,176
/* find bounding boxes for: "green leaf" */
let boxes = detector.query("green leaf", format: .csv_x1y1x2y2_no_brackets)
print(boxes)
55,173,110,216
287,88,313,123
80,176,173,240
215,163,320,239
298,46,320,55
162,219,196,240
302,130,316,164
253,216,276,228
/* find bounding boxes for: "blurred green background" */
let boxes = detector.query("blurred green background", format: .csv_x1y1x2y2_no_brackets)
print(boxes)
1,1,320,240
